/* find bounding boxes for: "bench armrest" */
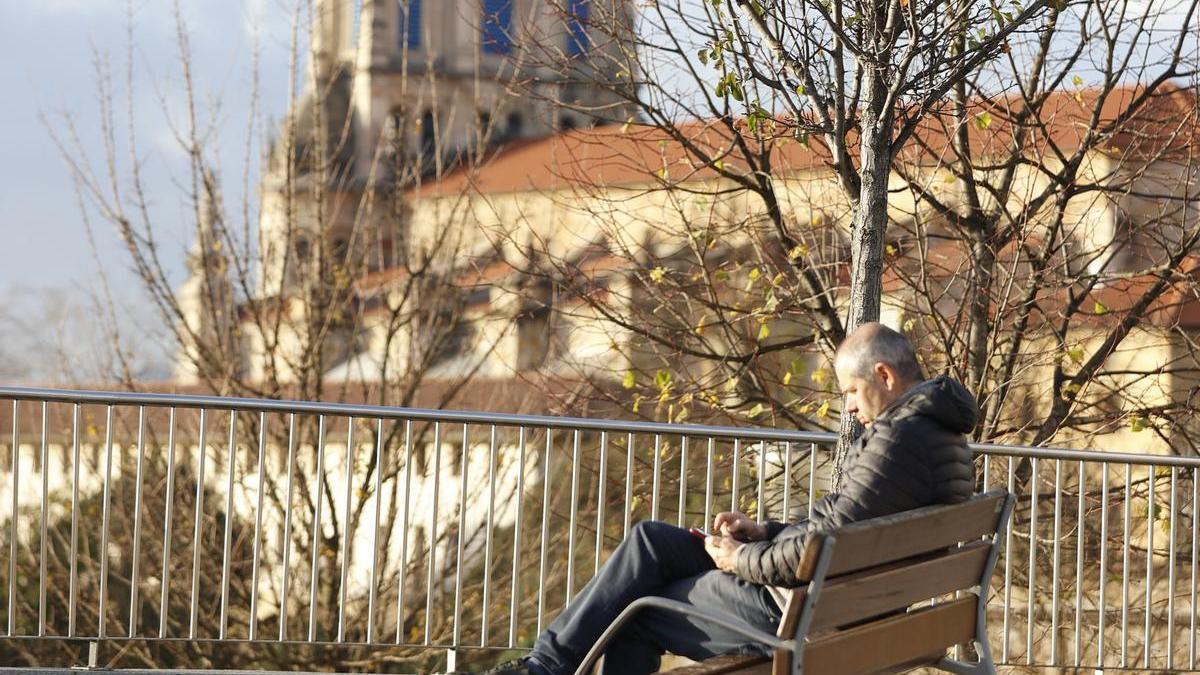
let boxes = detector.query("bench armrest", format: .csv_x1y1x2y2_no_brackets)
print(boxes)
573,596,793,675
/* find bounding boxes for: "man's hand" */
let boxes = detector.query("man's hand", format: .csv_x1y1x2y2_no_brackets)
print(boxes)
704,535,742,573
712,511,768,542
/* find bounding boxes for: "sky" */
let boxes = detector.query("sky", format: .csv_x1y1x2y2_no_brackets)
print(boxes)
0,0,296,381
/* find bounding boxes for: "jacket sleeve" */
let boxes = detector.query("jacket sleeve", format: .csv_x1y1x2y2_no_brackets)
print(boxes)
734,498,837,587
733,427,930,587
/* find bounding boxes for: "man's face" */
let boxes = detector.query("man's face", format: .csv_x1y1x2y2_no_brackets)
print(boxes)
835,358,907,425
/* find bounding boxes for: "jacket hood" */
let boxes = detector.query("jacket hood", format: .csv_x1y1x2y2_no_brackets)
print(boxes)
882,374,978,433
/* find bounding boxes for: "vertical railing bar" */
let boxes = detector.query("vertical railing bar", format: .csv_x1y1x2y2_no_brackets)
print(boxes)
508,427,526,649
279,413,296,642
159,408,178,639
982,453,990,489
1074,460,1084,666
1051,458,1061,665
366,418,385,644
68,403,81,638
424,421,443,646
537,429,553,636
337,417,356,643
731,439,741,512
1145,465,1156,670
782,442,792,522
452,424,471,651
128,406,147,638
704,438,714,530
1002,455,1013,662
566,429,580,604
1191,465,1198,670
1122,463,1132,667
189,409,208,640
37,402,48,637
98,404,114,639
219,412,237,640
677,436,688,528
1026,456,1038,665
1098,461,1108,668
807,443,817,518
8,400,19,637
249,412,268,641
756,440,766,521
595,431,608,575
651,434,661,521
307,415,327,644
481,424,497,647
623,433,634,540
396,419,414,645
1168,466,1178,670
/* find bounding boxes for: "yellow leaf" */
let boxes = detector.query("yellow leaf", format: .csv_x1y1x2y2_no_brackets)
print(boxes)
747,403,765,418
758,323,771,341
622,371,636,389
748,268,761,282
788,244,809,259
974,112,992,130
621,117,634,133
811,367,830,386
1094,300,1109,315
783,371,793,386
1067,347,1084,364
1130,414,1147,432
816,400,830,417
650,267,667,283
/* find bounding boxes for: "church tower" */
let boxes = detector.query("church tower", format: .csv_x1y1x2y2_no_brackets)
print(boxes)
175,172,238,385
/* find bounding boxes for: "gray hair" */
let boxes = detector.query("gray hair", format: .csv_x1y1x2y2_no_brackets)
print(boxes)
835,322,924,383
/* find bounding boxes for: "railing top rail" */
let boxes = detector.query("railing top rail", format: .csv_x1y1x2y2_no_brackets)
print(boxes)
2,385,1199,468
0,386,831,443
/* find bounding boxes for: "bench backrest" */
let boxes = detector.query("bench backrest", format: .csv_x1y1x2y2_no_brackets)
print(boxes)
774,490,1013,675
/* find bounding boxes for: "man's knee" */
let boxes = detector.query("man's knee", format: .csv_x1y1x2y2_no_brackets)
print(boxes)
629,519,674,540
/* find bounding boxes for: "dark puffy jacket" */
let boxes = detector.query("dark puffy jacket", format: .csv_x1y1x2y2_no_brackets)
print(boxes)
734,375,978,588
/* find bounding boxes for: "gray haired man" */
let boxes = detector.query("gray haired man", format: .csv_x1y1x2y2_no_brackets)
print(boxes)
474,322,977,675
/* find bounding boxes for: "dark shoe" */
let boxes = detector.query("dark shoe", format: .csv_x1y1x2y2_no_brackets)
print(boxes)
479,658,534,674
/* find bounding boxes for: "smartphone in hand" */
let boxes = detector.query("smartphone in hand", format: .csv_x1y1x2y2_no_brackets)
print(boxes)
688,527,708,541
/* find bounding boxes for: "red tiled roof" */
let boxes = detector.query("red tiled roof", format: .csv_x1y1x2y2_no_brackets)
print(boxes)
413,85,1198,199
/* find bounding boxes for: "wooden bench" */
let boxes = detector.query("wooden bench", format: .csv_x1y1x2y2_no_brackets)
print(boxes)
574,490,1015,675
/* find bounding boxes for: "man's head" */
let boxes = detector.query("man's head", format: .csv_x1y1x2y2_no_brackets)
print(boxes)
834,322,924,425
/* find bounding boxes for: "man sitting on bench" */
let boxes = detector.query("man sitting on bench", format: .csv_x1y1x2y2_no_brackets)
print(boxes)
474,323,978,675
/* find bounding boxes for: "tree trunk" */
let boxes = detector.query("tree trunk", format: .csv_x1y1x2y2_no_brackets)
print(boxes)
833,68,894,488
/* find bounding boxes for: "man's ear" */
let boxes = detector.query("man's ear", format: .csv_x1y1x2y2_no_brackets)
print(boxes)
874,361,898,389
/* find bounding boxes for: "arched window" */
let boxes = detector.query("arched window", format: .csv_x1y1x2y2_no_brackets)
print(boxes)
420,110,436,158
566,0,590,57
506,112,524,138
399,0,421,49
482,0,513,55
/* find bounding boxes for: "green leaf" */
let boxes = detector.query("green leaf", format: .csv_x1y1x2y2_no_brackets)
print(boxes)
795,84,806,97
697,49,709,66
622,371,636,389
655,369,672,391
974,112,992,130
1067,347,1085,364
758,323,771,341
1072,75,1083,86
747,403,765,419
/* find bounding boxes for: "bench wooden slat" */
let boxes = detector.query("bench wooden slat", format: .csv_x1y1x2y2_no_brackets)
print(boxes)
802,596,977,675
808,540,991,631
796,491,1006,580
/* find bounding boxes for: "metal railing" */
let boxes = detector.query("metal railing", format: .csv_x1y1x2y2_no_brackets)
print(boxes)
0,386,1195,672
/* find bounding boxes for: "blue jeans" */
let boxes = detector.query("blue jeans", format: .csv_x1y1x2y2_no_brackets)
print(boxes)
529,521,782,675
